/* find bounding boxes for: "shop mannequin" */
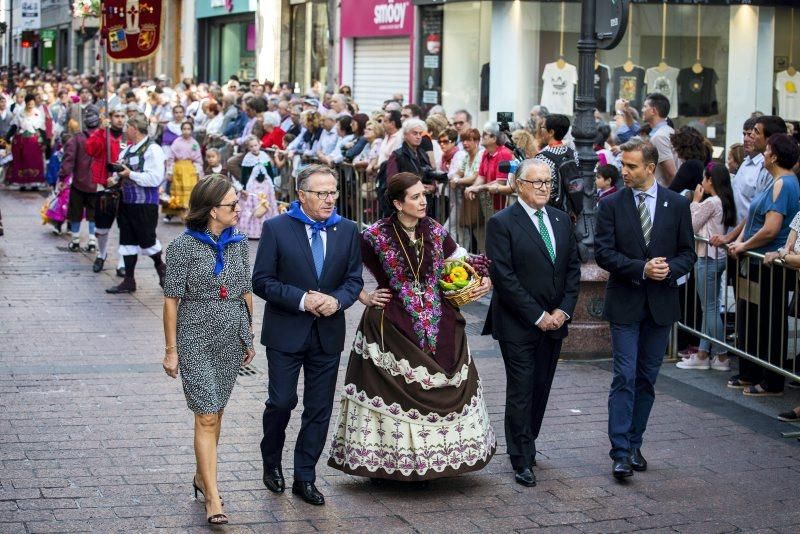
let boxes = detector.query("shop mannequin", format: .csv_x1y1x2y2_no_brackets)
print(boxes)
788,64,797,77
692,61,704,74
657,59,669,72
556,56,566,70
623,59,635,73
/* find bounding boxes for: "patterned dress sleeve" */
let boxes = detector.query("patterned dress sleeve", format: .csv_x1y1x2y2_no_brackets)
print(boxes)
361,230,391,287
240,240,253,293
164,238,189,298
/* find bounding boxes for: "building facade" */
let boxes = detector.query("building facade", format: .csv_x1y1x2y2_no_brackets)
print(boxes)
334,0,798,153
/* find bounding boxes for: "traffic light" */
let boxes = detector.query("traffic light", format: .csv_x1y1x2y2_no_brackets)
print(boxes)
21,31,36,49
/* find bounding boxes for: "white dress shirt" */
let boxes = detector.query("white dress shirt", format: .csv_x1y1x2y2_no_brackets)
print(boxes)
732,153,772,225
517,198,569,326
297,207,329,312
119,136,166,187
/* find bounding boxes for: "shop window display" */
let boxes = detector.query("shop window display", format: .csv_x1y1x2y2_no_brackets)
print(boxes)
534,2,729,144
774,7,799,121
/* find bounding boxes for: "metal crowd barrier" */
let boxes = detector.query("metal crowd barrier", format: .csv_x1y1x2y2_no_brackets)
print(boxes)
672,235,800,384
271,154,495,248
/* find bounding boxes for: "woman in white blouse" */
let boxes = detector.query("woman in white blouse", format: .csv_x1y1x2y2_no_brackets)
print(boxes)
678,163,737,371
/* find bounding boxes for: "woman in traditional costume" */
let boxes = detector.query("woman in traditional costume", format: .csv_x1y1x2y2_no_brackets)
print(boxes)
163,121,204,220
7,94,47,189
328,172,496,483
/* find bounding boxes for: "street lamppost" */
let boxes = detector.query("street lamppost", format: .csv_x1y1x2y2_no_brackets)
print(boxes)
572,0,628,260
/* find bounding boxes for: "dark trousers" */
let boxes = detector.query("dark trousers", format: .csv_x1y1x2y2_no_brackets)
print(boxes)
608,317,672,460
260,324,340,482
499,336,562,470
736,262,789,393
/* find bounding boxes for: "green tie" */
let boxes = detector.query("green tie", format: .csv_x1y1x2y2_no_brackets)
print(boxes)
536,210,556,263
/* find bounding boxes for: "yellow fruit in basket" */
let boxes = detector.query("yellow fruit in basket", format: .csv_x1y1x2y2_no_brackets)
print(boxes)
449,265,469,283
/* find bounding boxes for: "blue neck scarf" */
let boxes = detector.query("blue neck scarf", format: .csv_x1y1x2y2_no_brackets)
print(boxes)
285,200,342,231
184,227,247,276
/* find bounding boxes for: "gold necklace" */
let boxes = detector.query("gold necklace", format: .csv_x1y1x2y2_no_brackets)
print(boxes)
397,216,418,233
393,224,425,296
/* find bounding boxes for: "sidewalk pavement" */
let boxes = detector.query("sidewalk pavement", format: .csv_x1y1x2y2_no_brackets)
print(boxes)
2,189,800,533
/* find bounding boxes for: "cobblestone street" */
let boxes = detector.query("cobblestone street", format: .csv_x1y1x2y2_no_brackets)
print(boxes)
2,190,800,533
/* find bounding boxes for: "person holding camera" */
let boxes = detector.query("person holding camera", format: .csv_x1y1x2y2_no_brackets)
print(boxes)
383,118,447,219
106,111,167,294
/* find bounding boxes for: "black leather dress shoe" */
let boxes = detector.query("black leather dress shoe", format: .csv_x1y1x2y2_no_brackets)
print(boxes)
116,267,126,278
92,257,105,273
630,448,647,471
263,465,285,493
612,458,633,480
292,481,324,505
106,279,136,294
514,467,536,487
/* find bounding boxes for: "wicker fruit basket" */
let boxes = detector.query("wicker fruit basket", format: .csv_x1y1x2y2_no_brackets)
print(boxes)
440,260,482,307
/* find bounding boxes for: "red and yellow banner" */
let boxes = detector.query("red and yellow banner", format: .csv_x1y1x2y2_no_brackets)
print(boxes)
102,0,163,63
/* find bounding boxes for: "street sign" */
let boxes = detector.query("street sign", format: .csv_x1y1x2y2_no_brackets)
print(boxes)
595,0,628,51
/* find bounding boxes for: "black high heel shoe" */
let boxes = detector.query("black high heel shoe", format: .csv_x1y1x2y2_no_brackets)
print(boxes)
205,500,228,525
193,476,224,507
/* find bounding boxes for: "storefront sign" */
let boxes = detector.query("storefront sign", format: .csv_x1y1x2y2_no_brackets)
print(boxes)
40,28,56,48
341,0,415,38
197,0,255,19
20,0,41,30
103,0,164,62
416,5,442,111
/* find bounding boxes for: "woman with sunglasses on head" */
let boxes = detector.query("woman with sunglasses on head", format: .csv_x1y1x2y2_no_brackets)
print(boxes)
162,175,256,525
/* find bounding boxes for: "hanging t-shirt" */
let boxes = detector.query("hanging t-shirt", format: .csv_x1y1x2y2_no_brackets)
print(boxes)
540,62,578,116
677,67,719,116
612,66,646,111
775,70,800,121
594,64,611,113
645,65,680,119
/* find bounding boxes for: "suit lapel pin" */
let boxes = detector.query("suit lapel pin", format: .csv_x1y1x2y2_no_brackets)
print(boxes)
663,201,668,207
555,217,559,222
333,226,337,231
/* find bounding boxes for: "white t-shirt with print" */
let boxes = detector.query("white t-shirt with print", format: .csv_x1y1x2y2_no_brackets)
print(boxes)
775,70,800,121
645,66,680,119
540,62,578,116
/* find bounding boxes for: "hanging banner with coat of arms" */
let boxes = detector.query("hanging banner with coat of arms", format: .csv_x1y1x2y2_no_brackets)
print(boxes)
102,0,164,62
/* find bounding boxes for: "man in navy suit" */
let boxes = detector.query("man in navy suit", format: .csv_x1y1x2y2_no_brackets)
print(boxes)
595,139,696,480
252,164,363,505
484,159,581,487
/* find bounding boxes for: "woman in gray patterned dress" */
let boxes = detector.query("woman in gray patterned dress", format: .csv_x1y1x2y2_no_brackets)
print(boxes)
162,175,255,525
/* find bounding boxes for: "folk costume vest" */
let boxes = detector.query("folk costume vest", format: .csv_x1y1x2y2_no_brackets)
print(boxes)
120,138,159,205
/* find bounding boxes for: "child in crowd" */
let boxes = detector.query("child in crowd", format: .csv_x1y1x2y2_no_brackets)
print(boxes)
237,136,279,239
595,164,620,201
238,135,275,189
203,147,228,178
